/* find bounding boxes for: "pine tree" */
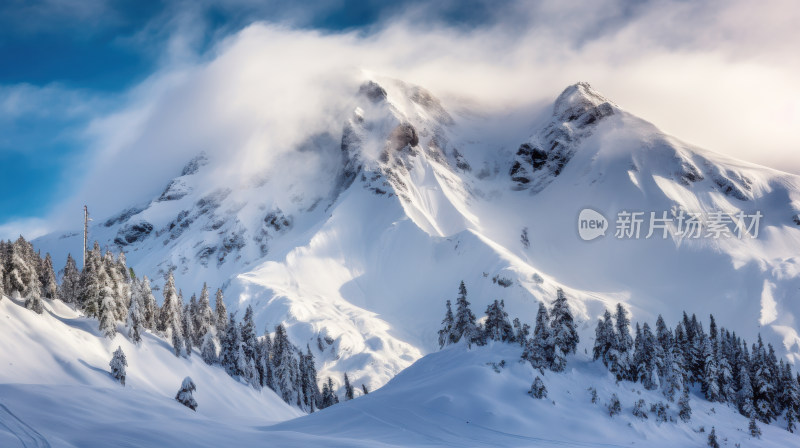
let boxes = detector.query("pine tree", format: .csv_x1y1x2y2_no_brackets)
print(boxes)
632,399,648,419
748,416,761,438
702,338,720,402
437,299,455,348
320,377,339,408
175,377,198,411
362,384,369,395
483,299,514,343
512,318,530,346
523,302,553,369
241,305,257,363
215,288,227,332
161,272,184,357
201,330,219,364
550,289,579,362
300,346,321,411
593,310,616,368
40,253,58,301
707,427,719,448
344,373,355,400
109,346,127,386
78,242,102,317
182,303,194,357
528,376,547,399
195,283,215,346
24,276,44,314
138,276,157,330
98,269,117,338
452,281,479,346
273,324,295,403
678,386,692,422
220,314,243,377
738,365,755,418
634,322,660,390
59,254,80,304
607,393,621,417
611,304,633,381
126,293,143,345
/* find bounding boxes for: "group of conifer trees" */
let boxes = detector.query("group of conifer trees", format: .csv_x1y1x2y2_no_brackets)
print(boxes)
593,305,800,435
0,235,361,412
438,281,579,373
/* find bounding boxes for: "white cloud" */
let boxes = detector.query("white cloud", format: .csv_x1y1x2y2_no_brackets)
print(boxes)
33,0,800,231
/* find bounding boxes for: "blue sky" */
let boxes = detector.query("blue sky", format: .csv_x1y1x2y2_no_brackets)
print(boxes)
0,0,501,226
1,0,798,239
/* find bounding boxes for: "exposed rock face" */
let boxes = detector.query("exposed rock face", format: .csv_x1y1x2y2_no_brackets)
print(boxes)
114,221,154,246
510,82,615,191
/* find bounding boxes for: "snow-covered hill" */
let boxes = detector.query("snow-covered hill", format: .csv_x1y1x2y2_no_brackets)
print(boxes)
34,79,800,394
0,295,301,447
3,295,793,447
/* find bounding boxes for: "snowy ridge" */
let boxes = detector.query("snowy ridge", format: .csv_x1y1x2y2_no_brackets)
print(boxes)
33,79,800,395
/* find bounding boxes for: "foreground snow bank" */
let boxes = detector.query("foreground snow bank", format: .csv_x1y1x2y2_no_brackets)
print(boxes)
273,343,798,447
0,296,301,447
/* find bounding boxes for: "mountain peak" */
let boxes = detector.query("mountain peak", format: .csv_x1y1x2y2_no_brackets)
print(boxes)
553,82,614,123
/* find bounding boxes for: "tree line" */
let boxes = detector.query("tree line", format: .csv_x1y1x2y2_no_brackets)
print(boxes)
0,235,363,412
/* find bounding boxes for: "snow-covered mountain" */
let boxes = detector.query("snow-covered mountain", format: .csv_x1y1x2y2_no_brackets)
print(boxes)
34,79,800,393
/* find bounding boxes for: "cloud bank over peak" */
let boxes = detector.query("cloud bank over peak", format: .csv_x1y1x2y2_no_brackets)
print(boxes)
4,0,799,238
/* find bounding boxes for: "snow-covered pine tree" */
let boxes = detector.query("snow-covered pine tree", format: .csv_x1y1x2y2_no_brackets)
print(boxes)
738,364,755,418
215,288,227,332
273,324,295,403
188,294,199,344
612,303,633,381
452,281,480,346
200,329,219,364
550,289,578,372
344,373,355,401
512,318,530,347
748,416,761,438
78,243,102,317
362,384,369,395
592,310,615,367
24,274,44,314
109,346,127,386
320,377,339,408
97,268,117,338
702,338,720,402
260,331,274,390
195,283,215,346
241,305,257,363
59,254,80,304
484,299,514,343
300,346,321,411
523,302,553,370
159,272,179,333
175,377,198,411
632,399,648,419
607,393,621,417
113,252,131,321
220,313,242,376
779,362,800,432
40,253,58,301
752,335,776,423
182,303,194,357
635,322,660,390
8,236,35,298
126,292,143,345
707,427,719,448
437,299,455,348
678,386,692,422
138,276,157,330
528,376,547,399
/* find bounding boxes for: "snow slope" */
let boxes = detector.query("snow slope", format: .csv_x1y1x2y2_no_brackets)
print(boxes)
3,295,794,447
0,295,301,447
33,78,800,393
